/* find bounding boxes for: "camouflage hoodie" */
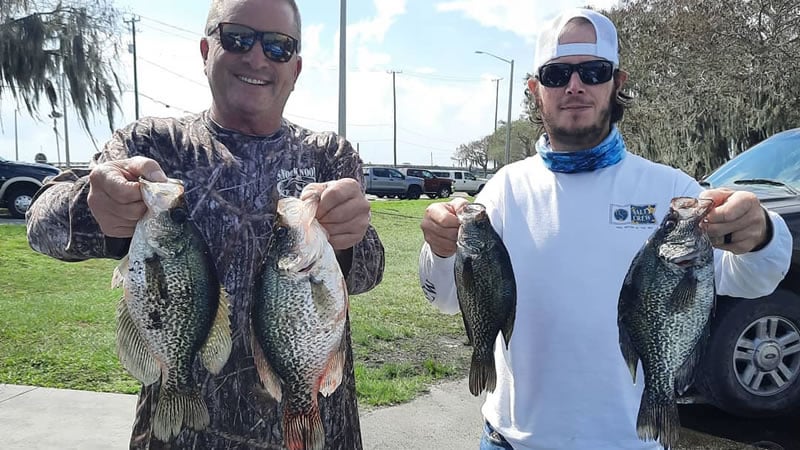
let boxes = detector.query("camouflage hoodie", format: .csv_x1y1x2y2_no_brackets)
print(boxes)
26,112,385,449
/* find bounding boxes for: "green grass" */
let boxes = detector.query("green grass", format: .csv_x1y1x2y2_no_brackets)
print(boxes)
0,198,471,405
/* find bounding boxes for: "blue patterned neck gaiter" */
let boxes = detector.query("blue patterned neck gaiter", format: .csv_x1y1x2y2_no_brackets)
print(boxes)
536,126,626,173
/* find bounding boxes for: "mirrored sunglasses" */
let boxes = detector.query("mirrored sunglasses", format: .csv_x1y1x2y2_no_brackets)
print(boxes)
209,22,298,63
537,60,615,88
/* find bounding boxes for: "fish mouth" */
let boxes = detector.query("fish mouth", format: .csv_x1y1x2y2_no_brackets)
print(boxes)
139,178,184,212
671,197,714,222
457,203,487,222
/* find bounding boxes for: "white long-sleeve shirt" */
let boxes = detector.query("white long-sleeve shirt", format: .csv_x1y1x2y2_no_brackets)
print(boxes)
418,152,792,450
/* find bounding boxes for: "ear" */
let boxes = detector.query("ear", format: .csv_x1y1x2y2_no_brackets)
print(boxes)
614,69,628,91
200,38,210,63
527,77,542,106
291,56,303,90
527,77,538,95
294,56,303,82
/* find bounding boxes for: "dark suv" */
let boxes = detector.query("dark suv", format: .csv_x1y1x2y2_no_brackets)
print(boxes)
0,156,60,218
690,128,800,418
397,168,454,199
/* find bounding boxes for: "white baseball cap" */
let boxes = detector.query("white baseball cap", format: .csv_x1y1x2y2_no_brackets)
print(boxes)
533,8,620,74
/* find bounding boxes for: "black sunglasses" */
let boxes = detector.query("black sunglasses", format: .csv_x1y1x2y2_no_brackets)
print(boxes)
209,22,299,63
537,60,615,88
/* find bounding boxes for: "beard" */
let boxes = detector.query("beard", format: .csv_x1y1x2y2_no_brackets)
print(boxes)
539,89,615,149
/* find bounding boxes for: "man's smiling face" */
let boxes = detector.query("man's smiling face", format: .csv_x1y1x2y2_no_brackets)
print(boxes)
201,0,302,135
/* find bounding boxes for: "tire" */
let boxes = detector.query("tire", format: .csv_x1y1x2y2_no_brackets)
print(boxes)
697,290,800,417
437,186,451,198
7,185,38,219
476,184,485,194
406,185,422,200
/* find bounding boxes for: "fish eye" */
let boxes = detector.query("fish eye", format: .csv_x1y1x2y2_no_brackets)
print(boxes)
169,207,188,224
663,219,677,232
274,226,289,239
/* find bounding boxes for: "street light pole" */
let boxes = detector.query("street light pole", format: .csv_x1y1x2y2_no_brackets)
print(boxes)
338,0,346,137
492,78,501,133
476,51,514,165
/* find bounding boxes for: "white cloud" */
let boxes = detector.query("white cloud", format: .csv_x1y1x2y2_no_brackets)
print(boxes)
435,0,621,42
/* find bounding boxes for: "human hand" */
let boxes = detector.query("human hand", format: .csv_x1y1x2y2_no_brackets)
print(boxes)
700,188,770,254
87,156,168,238
302,178,370,250
420,197,470,258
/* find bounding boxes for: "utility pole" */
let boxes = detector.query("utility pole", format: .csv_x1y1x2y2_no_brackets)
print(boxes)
388,70,401,167
60,71,71,168
14,109,18,161
492,78,501,133
338,0,346,137
125,16,141,120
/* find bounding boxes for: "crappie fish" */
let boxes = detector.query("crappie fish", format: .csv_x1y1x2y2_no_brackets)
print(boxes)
617,197,716,449
112,178,232,442
252,185,349,450
454,203,516,396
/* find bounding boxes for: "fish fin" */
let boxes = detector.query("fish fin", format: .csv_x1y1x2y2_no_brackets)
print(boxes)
283,406,325,450
670,271,698,311
617,324,640,384
319,335,347,397
199,288,233,375
152,387,209,442
115,297,160,385
111,254,130,288
617,270,641,384
469,350,496,396
636,391,680,450
455,257,476,346
675,321,711,395
250,326,283,403
500,283,516,349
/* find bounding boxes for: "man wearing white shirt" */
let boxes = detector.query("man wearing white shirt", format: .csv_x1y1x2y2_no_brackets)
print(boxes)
418,8,792,450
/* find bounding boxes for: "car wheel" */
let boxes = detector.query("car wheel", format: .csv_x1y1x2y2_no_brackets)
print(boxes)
698,291,800,417
477,184,485,194
7,185,38,219
406,185,421,200
437,186,451,198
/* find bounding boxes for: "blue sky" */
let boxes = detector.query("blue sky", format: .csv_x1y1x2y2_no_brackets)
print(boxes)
0,0,618,167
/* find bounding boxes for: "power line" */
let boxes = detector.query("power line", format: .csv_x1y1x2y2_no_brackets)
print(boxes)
137,21,200,43
137,14,202,38
137,56,208,88
139,92,196,115
285,113,389,128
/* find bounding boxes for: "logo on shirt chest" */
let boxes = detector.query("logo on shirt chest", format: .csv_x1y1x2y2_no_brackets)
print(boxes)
610,204,657,226
277,167,317,198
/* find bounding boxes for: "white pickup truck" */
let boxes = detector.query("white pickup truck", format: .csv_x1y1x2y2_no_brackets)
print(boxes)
430,169,487,196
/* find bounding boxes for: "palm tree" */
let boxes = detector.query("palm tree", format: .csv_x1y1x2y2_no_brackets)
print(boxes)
0,0,122,130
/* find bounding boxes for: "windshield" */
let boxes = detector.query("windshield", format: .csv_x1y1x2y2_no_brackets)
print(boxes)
704,129,800,191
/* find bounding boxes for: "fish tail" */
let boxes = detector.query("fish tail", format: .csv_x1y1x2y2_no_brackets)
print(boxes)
152,389,209,442
636,392,680,450
283,406,325,450
469,350,496,396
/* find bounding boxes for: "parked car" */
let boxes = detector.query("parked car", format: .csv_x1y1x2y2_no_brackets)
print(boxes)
396,168,453,199
430,169,487,196
688,128,800,418
363,166,424,200
0,156,60,218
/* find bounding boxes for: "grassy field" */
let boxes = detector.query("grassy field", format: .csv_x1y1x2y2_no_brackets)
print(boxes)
0,199,470,406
